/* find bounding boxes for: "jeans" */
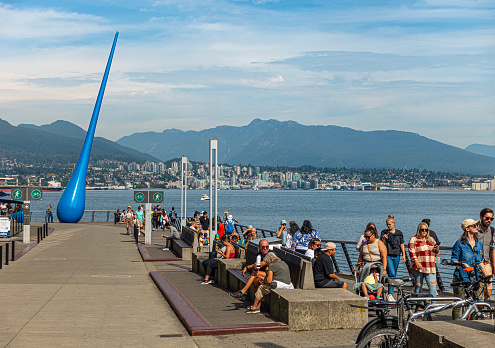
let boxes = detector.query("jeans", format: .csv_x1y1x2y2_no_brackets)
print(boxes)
411,268,437,297
46,212,53,223
386,255,401,294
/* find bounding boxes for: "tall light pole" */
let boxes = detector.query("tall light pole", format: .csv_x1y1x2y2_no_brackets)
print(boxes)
209,138,218,250
180,156,188,227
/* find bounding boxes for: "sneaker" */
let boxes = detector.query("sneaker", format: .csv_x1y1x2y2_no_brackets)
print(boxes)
246,307,260,314
162,248,169,251
387,293,395,302
201,280,215,285
230,291,246,300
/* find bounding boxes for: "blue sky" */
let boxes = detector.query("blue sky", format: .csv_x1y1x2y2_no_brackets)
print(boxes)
0,0,493,148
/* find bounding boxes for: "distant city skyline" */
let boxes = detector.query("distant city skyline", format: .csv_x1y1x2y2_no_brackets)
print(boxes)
0,1,493,148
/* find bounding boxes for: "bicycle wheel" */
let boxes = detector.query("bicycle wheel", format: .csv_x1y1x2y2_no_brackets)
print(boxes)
356,328,402,348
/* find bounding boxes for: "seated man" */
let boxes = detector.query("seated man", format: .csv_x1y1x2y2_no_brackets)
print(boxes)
161,222,180,250
229,239,270,300
313,242,348,289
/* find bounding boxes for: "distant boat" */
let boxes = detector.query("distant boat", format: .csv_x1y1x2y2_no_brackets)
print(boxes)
201,194,210,201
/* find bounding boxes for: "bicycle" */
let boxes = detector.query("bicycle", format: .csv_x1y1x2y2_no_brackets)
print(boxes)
355,261,493,348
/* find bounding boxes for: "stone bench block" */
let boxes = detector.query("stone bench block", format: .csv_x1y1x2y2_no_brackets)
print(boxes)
172,239,192,260
218,259,244,289
192,251,210,274
269,289,368,331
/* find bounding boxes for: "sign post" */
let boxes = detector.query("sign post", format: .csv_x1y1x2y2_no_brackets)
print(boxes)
133,190,164,245
11,187,43,244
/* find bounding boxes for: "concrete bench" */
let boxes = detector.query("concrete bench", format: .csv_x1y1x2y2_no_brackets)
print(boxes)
269,288,368,330
171,226,198,261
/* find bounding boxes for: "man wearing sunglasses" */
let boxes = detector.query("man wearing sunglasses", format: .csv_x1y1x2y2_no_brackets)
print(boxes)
478,208,494,301
230,239,270,300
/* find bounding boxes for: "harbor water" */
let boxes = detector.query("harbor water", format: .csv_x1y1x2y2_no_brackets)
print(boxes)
29,189,494,247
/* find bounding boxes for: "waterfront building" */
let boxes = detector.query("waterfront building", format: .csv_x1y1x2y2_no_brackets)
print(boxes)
261,171,270,182
255,167,260,175
286,172,293,181
248,167,253,177
293,173,301,181
310,178,319,189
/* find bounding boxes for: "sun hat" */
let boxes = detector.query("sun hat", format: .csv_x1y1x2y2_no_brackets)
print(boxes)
281,220,287,225
461,219,480,231
321,242,336,251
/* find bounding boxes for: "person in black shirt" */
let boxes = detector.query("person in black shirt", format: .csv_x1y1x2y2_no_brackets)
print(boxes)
381,215,406,300
313,242,347,289
200,211,210,231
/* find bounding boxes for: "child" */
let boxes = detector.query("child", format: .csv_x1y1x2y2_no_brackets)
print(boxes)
356,267,384,300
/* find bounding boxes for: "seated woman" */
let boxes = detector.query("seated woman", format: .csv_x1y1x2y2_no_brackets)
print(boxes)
246,252,294,314
304,238,322,259
201,236,235,285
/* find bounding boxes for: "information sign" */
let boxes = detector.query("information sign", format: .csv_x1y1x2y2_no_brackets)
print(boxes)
134,191,148,203
0,216,10,237
133,190,164,204
150,191,164,203
11,188,26,200
30,188,42,200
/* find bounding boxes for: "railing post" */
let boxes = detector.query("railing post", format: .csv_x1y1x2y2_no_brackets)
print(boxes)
331,255,341,274
37,227,40,244
436,269,445,291
11,241,15,261
5,243,9,265
0,245,2,269
340,243,353,273
107,211,110,221
92,211,95,222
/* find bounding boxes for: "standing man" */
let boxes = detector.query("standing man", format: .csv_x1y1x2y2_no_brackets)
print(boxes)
478,208,494,301
124,206,133,235
135,206,144,236
276,220,288,246
313,242,348,289
46,204,54,223
200,211,210,232
169,207,177,225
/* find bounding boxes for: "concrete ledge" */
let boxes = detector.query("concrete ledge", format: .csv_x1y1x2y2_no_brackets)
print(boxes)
172,239,193,261
409,320,495,348
218,259,244,289
137,244,181,262
269,288,368,331
150,271,288,336
192,251,210,274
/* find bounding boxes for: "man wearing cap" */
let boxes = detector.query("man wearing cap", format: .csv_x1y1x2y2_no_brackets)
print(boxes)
478,208,494,301
313,242,348,289
276,220,288,246
124,206,133,235
451,218,484,319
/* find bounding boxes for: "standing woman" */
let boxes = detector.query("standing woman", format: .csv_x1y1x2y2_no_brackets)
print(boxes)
381,215,406,300
408,222,439,297
451,219,484,320
291,220,320,254
286,220,299,249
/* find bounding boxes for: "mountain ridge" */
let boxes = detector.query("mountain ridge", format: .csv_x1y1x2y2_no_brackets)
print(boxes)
116,118,495,175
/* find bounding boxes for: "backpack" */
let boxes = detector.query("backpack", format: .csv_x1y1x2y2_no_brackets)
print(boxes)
226,220,234,233
169,211,177,221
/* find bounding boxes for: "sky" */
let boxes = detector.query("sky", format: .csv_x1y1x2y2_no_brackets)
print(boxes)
0,0,494,148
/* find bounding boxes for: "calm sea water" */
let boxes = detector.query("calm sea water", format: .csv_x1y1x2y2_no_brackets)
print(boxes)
29,190,495,247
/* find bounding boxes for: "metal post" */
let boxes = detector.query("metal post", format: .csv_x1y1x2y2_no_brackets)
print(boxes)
180,156,188,228
340,243,354,273
208,138,218,251
23,200,30,244
5,243,9,265
11,241,15,261
144,202,152,245
0,246,2,269
37,227,40,243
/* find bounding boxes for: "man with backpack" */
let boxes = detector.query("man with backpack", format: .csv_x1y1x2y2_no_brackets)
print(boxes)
169,207,178,224
225,215,235,235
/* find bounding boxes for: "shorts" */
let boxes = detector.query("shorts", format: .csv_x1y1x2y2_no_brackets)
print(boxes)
481,262,493,294
136,220,143,228
319,278,345,288
125,218,132,227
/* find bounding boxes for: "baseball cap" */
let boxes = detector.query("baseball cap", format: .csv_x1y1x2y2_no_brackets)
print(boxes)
321,242,336,251
461,219,480,231
281,220,287,225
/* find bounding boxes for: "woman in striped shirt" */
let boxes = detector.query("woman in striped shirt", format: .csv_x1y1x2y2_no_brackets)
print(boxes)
408,221,440,297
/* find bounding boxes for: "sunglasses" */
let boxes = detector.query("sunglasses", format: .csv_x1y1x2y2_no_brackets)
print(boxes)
260,246,269,249
484,217,494,221
420,228,429,232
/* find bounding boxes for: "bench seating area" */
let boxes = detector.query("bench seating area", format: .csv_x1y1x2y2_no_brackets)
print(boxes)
172,226,199,261
191,239,368,330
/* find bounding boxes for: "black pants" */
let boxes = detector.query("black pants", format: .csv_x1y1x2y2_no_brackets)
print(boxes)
202,258,218,278
152,219,159,229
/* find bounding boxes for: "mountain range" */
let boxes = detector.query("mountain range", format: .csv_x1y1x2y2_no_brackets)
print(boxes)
2,118,494,175
0,119,158,164
116,119,495,175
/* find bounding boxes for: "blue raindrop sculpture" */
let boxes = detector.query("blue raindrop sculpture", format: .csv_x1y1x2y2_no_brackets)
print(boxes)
57,32,119,223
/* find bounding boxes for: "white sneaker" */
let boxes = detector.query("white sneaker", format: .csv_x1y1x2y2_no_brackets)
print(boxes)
162,248,169,251
387,293,395,302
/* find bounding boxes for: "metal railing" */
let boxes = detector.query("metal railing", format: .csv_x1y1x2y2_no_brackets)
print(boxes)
30,210,115,223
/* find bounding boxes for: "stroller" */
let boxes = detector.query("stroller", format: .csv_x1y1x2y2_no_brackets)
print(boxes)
353,261,386,300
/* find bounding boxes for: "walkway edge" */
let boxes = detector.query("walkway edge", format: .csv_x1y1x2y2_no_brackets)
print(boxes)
150,271,288,336
137,244,181,262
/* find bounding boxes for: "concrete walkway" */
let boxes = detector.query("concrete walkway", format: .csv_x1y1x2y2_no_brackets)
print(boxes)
0,223,362,347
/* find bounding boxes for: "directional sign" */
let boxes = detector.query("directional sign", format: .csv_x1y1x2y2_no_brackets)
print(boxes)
23,202,30,225
134,191,148,203
29,188,43,200
151,191,164,203
11,188,25,200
